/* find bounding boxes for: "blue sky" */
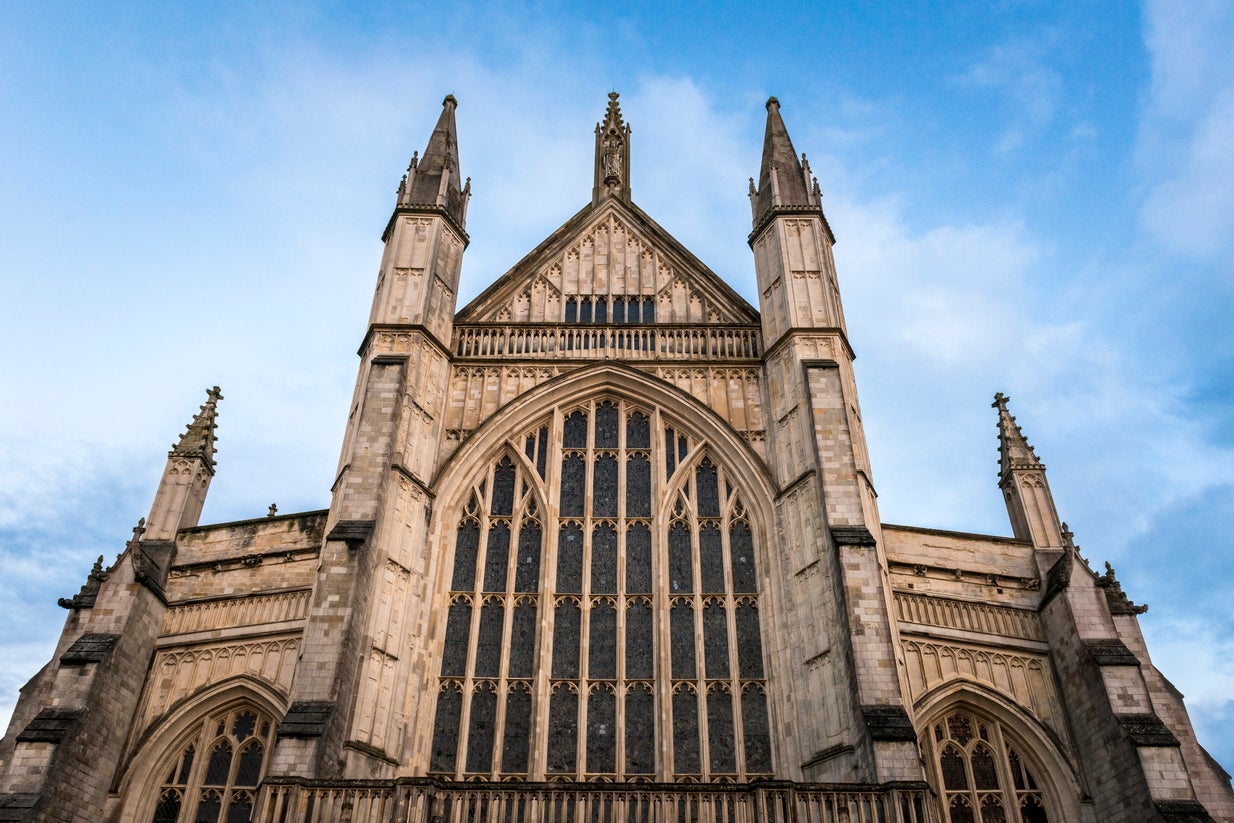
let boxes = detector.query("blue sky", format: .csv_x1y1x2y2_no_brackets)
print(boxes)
2,0,1232,773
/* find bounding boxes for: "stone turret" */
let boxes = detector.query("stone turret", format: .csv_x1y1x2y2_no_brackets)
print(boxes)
592,92,631,204
144,386,220,541
993,392,1064,548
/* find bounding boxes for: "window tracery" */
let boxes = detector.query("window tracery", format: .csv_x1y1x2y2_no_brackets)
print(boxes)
927,708,1052,823
149,706,272,823
431,398,771,780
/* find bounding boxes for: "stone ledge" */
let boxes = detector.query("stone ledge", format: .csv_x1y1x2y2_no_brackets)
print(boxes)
1085,638,1140,666
16,707,84,744
59,633,119,665
327,520,375,548
279,701,334,738
831,526,876,547
861,705,917,742
1118,713,1180,747
0,793,39,823
1155,799,1214,822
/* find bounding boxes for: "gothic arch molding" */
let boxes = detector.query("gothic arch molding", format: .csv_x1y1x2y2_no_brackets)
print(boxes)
115,675,288,823
914,681,1082,823
417,363,787,781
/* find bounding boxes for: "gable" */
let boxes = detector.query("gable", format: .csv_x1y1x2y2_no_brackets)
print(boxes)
457,199,759,325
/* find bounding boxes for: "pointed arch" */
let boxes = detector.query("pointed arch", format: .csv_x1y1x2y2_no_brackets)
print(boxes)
115,675,288,823
914,682,1082,823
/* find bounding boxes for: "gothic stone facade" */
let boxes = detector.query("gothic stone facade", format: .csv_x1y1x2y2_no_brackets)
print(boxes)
2,94,1231,823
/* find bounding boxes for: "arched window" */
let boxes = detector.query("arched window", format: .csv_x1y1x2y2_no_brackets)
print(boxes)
926,708,1053,823
150,705,273,823
430,399,770,781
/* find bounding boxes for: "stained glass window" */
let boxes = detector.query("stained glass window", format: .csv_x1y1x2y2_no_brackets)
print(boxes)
930,709,1053,823
148,706,272,823
431,402,769,780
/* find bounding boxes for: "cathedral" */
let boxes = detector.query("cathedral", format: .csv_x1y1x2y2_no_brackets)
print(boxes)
1,93,1231,823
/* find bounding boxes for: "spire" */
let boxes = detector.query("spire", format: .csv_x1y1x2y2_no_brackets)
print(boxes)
752,96,817,224
993,392,1043,480
593,92,632,203
171,386,222,470
398,95,468,228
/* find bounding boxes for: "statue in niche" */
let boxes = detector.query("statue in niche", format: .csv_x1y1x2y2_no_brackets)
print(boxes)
603,133,623,183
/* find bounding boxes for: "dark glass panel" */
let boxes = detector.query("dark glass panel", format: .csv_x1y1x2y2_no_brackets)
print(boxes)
176,746,196,784
703,602,730,679
1009,749,1025,790
730,522,757,593
581,298,593,323
672,690,700,774
515,520,542,592
643,297,655,323
979,796,1007,823
940,745,968,790
668,522,693,594
482,521,511,593
613,297,625,323
508,600,537,679
195,791,222,823
595,401,619,448
595,296,608,323
664,428,677,478
234,741,263,787
706,689,736,773
552,600,581,679
588,600,617,679
536,427,549,479
466,685,498,773
525,433,536,462
741,688,772,773
565,297,578,323
625,523,652,594
948,714,973,745
547,688,578,773
626,411,650,449
441,600,471,678
1021,796,1050,823
625,599,654,679
560,455,586,517
226,793,253,823
591,524,617,594
699,524,724,593
430,685,463,773
501,685,532,773
475,600,505,678
557,522,583,593
735,602,765,678
204,740,232,785
586,687,617,773
628,299,640,323
695,460,720,517
670,602,696,679
626,454,651,517
231,711,256,741
625,685,655,774
153,790,182,823
563,411,588,449
948,797,975,823
971,744,999,790
593,454,618,518
492,457,516,516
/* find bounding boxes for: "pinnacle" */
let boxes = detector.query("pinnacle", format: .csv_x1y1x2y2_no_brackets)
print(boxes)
993,392,1043,478
400,94,467,227
753,95,813,223
170,386,222,469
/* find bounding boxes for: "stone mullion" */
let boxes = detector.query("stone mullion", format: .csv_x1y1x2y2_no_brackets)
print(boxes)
690,496,709,780
990,721,1022,821
577,403,594,780
650,408,674,781
530,408,566,781
720,506,748,780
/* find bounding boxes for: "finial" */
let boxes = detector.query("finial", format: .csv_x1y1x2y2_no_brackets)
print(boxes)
170,386,223,468
1060,522,1075,551
1097,560,1149,614
442,94,458,109
132,517,147,542
992,392,1010,410
268,504,278,517
748,177,757,196
409,151,419,170
766,96,780,110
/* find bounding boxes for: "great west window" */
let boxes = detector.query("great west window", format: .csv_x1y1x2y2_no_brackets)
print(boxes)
430,398,772,781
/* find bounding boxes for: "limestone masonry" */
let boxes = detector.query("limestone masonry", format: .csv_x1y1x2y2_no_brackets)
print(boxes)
1,93,1230,823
